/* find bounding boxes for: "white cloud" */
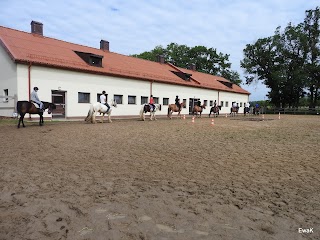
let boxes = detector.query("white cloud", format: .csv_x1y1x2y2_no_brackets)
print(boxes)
0,0,318,100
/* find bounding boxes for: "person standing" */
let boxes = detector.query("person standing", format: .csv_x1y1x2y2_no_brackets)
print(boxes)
30,87,44,111
100,91,110,112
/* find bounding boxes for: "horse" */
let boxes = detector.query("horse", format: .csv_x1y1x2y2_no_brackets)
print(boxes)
230,106,239,117
84,99,117,123
253,106,260,115
192,104,206,117
139,103,162,121
244,107,250,116
167,102,185,119
209,105,221,118
17,101,56,128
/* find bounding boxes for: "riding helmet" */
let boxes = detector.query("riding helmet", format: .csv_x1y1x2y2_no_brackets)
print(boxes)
102,90,106,94
34,87,39,90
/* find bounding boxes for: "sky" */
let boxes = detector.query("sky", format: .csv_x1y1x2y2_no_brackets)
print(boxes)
1,0,319,101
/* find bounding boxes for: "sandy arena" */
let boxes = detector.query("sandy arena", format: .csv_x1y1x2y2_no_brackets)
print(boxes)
0,114,319,240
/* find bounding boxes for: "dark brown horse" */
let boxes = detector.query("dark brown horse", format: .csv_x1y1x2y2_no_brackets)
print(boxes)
167,102,185,119
192,104,206,117
253,106,260,115
17,101,56,128
209,105,221,118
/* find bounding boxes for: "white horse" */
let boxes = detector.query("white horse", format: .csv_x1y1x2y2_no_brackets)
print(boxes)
85,99,117,123
140,103,162,121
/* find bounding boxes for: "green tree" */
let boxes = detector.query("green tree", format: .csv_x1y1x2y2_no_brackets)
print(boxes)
131,43,241,85
241,7,320,107
303,7,320,108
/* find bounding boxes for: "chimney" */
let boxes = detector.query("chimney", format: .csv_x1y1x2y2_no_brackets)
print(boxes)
190,63,196,71
100,40,109,51
157,55,165,64
31,21,43,36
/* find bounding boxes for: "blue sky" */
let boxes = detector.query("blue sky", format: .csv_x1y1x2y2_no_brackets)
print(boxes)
1,0,319,100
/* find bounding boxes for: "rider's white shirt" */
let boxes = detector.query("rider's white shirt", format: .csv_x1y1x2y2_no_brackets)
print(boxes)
232,103,237,107
100,95,106,104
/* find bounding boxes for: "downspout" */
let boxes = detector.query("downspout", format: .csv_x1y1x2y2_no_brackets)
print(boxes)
28,62,32,101
217,91,220,104
150,81,153,96
28,62,32,119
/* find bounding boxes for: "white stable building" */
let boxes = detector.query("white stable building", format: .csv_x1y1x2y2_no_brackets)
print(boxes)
0,21,250,119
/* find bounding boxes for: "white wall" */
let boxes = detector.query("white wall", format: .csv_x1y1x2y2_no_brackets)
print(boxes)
12,64,250,118
0,45,17,116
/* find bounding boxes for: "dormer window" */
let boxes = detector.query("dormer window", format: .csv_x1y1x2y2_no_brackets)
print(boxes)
218,80,233,88
74,51,103,67
90,56,102,67
171,71,192,81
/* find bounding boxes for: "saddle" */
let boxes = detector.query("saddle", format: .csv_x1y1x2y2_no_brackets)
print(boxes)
148,104,155,112
31,101,43,111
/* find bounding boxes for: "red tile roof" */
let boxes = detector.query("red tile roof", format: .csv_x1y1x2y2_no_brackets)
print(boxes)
0,25,249,95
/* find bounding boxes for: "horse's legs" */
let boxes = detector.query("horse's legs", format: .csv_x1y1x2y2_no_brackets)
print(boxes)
92,111,97,123
108,112,112,123
100,113,104,123
18,114,25,128
39,113,43,126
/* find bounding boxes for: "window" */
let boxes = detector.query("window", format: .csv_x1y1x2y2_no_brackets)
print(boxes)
183,99,187,108
226,101,229,107
240,102,242,107
163,98,169,105
220,101,224,107
114,95,123,104
3,89,8,102
78,92,90,103
128,95,136,104
153,97,159,104
204,100,208,106
74,51,103,67
141,96,148,104
210,100,213,106
90,56,102,67
97,93,108,102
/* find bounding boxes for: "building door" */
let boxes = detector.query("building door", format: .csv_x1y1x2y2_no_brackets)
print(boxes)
189,98,199,114
51,90,66,118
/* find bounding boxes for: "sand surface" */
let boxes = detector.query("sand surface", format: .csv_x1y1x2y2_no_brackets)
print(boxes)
0,115,319,240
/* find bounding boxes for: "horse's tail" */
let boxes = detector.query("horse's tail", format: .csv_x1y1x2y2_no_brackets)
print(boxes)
167,106,170,116
139,105,144,119
85,104,94,122
17,101,23,115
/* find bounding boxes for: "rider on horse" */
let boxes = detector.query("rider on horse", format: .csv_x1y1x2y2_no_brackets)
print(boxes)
175,95,181,111
149,95,156,112
30,87,44,112
100,90,110,112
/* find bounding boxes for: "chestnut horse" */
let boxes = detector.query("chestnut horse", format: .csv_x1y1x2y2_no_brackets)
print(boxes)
230,106,239,117
17,101,56,128
167,102,185,119
192,104,206,117
209,105,221,118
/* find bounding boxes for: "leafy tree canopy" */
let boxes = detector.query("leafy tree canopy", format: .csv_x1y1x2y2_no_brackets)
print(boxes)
131,43,242,86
